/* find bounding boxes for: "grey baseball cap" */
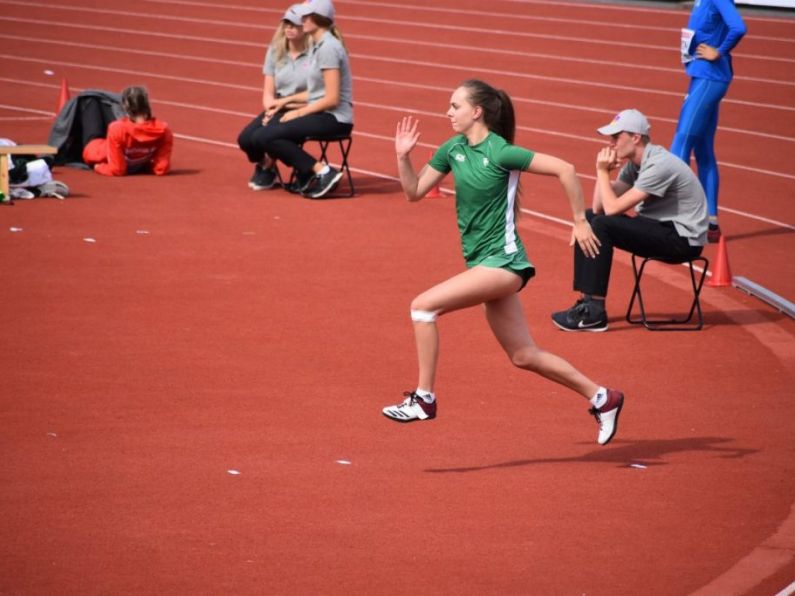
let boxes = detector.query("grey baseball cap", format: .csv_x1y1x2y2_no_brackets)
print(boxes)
282,4,304,26
597,109,651,136
294,0,335,23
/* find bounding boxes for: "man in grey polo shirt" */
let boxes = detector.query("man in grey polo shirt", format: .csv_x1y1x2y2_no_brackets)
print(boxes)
552,109,708,332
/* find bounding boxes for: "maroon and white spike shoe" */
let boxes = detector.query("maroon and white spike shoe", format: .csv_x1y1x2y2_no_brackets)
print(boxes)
589,389,624,445
382,392,437,423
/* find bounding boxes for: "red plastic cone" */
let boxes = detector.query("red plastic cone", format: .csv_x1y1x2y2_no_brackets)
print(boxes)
706,235,732,287
424,150,443,198
56,78,71,115
424,183,442,198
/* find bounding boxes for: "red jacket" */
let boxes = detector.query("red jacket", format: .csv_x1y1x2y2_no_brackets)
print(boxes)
83,117,173,176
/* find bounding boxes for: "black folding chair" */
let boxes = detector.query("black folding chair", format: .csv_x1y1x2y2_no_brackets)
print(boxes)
625,254,709,331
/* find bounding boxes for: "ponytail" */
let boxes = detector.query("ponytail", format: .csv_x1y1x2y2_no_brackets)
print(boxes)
121,86,152,120
460,79,515,144
329,25,346,51
309,15,347,52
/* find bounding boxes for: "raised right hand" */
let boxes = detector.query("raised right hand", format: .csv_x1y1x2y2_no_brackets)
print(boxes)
395,116,421,158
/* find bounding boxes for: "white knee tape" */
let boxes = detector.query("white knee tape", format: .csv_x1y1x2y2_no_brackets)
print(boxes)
411,309,439,323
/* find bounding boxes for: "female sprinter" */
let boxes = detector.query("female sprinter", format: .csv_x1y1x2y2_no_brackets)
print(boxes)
381,80,625,445
237,4,310,190
247,0,353,199
672,0,746,242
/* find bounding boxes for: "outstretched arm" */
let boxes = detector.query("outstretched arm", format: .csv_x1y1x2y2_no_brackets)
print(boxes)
527,153,600,258
395,116,445,201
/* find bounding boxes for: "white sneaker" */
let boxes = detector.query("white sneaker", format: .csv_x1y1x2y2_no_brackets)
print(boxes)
589,389,624,445
38,180,69,199
382,392,437,423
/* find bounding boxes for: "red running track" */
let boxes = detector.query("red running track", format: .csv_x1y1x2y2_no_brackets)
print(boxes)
1,1,794,594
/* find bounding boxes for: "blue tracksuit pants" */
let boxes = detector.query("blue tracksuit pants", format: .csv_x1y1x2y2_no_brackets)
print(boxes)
671,77,730,218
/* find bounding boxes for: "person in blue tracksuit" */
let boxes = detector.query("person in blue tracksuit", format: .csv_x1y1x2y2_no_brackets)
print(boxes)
671,0,746,242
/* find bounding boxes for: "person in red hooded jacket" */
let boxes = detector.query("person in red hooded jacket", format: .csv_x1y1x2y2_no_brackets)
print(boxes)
82,86,173,176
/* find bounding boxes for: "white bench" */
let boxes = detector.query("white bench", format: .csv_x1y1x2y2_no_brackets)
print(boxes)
0,145,57,203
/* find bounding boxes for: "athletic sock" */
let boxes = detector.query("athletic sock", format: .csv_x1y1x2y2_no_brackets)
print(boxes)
415,389,435,403
318,165,331,176
590,387,608,409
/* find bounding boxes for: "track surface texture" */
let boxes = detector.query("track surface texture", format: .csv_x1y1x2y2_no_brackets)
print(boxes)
1,1,794,594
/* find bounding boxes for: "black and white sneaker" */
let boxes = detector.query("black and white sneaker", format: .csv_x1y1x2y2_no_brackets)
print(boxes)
551,299,608,332
382,392,437,423
247,165,261,189
303,167,343,199
285,171,314,194
249,165,279,191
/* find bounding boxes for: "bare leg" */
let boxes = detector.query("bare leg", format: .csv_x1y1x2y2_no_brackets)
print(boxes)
411,266,525,392
412,321,439,391
484,293,599,399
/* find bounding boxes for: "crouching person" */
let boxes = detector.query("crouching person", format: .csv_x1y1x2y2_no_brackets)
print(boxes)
83,86,173,176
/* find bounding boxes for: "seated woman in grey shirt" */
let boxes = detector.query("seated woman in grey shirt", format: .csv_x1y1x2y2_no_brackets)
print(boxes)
237,4,310,191
248,0,354,199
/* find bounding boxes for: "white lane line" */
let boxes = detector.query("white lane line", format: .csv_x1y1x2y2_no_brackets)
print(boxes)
1,111,788,260
169,131,793,231
0,8,793,65
4,71,795,182
347,34,794,88
0,0,765,38
132,0,795,41
5,71,792,147
2,44,794,116
719,207,795,230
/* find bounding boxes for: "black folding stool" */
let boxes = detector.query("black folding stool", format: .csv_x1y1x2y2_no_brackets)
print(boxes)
625,255,709,331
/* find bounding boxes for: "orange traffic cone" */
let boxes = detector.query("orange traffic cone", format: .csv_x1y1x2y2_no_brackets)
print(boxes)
424,182,443,198
706,235,732,287
55,78,71,115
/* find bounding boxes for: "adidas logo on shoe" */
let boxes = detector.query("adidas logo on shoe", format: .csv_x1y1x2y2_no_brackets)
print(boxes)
382,392,436,423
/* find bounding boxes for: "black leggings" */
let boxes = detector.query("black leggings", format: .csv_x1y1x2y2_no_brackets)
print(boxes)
574,209,703,297
237,111,353,175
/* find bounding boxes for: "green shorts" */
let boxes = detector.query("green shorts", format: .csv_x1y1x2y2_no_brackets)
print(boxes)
475,252,536,292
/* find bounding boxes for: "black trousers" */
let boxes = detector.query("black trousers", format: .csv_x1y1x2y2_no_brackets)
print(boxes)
237,111,352,175
574,209,703,297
